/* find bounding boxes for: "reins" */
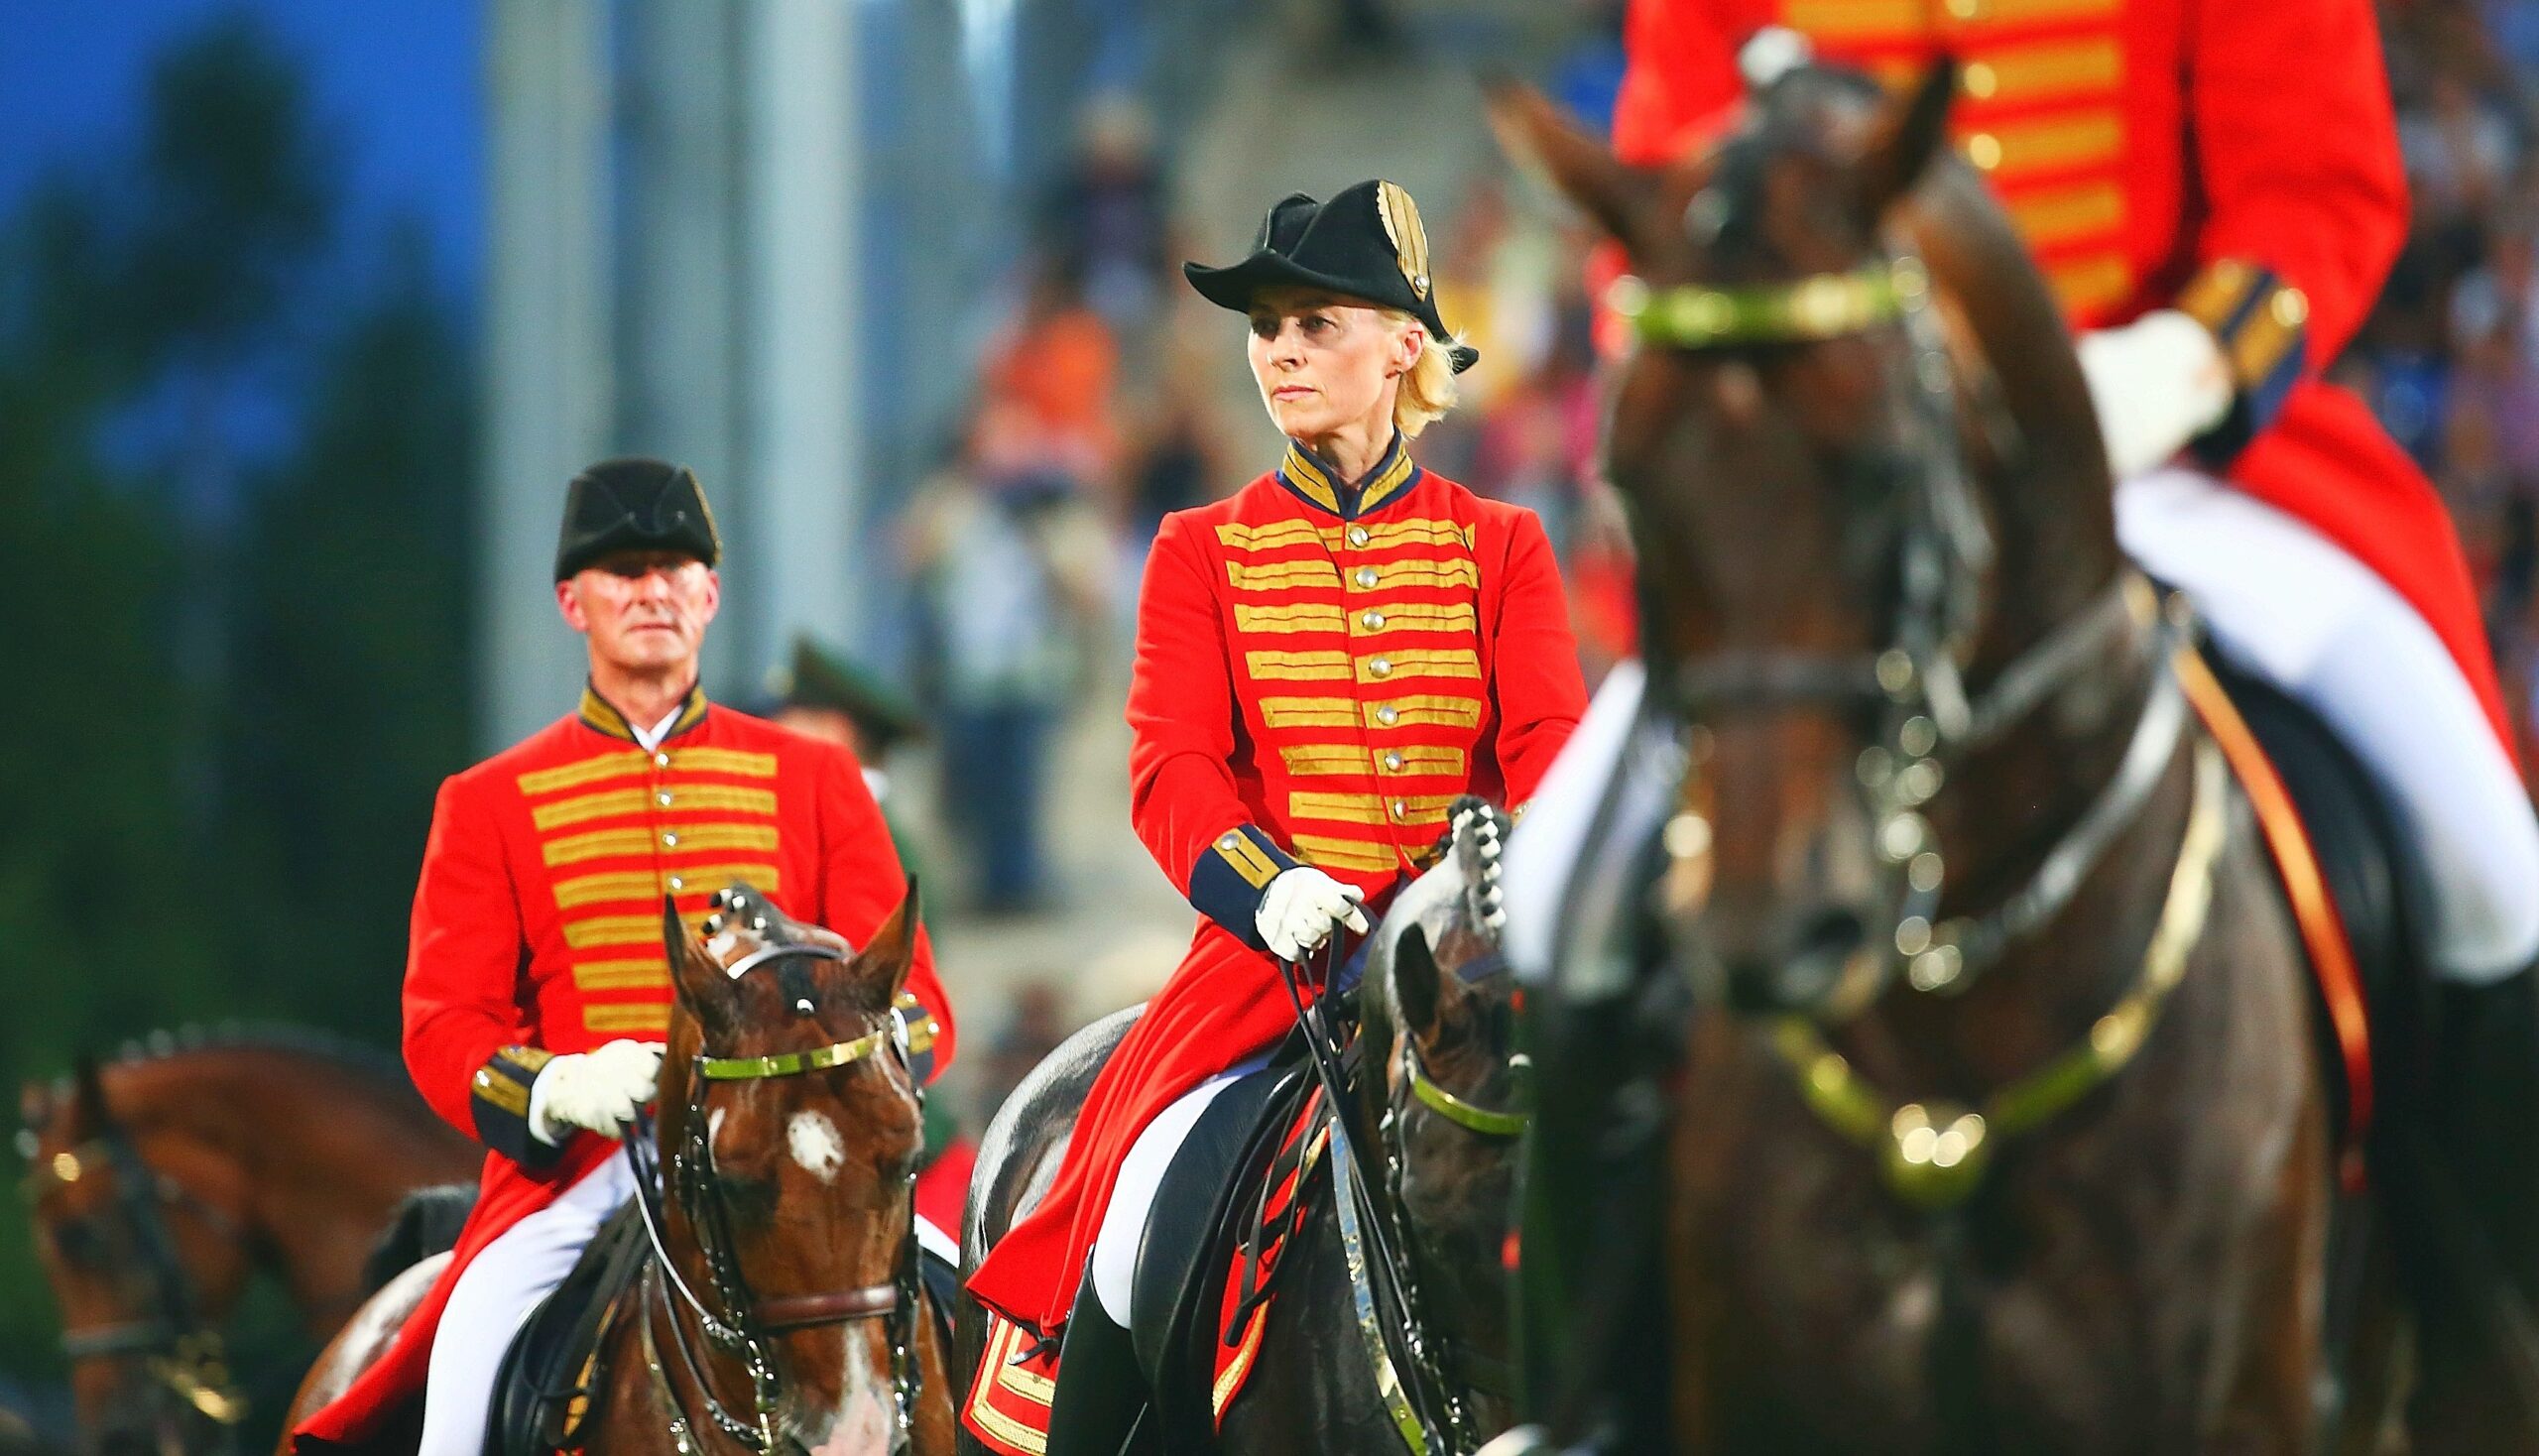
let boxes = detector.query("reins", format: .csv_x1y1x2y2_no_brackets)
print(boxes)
627,931,925,1455
1283,806,1534,1456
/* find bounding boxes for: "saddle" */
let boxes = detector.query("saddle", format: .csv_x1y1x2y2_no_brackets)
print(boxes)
483,1200,649,1456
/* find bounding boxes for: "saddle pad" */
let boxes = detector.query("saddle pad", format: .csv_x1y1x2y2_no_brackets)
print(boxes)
1208,1092,1331,1427
2179,649,2375,1184
957,1082,1330,1455
962,1311,1060,1456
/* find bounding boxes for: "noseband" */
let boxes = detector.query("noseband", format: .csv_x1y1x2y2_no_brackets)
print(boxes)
629,938,924,1454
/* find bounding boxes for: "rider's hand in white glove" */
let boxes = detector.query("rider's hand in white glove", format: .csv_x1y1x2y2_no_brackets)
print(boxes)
2075,308,2237,480
1256,866,1371,962
527,1038,664,1145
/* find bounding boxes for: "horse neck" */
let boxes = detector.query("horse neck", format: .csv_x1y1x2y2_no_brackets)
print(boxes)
109,1048,473,1324
1903,171,2126,656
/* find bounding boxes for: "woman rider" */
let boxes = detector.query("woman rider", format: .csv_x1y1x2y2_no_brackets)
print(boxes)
964,179,1588,1448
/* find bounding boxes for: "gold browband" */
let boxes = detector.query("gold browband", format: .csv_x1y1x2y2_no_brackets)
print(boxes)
1608,256,1928,350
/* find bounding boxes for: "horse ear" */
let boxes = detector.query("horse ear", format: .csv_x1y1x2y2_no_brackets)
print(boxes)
1855,60,1956,223
665,896,720,1015
70,1055,109,1134
1487,82,1651,255
855,880,920,1006
1393,923,1443,1035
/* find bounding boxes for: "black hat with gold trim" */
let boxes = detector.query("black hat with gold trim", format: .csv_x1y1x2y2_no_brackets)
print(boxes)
1183,179,1478,373
553,457,722,582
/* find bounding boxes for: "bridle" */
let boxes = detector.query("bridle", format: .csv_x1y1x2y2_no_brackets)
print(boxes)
1373,960,1531,1456
626,936,924,1455
1298,807,1534,1456
23,1121,250,1446
1600,202,2216,1201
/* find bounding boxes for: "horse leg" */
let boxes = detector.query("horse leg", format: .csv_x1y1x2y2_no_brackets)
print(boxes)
271,1252,447,1454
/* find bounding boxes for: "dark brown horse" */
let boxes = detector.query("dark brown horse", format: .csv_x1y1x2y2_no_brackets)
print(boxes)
19,1032,479,1456
956,801,1526,1455
280,886,953,1454
1488,69,2380,1454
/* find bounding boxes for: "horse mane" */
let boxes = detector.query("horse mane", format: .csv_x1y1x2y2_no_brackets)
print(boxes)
53,1021,412,1105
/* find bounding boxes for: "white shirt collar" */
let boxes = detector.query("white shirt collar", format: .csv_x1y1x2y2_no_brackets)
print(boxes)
630,705,685,753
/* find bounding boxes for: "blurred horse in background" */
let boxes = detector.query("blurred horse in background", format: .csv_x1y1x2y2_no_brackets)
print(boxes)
20,1031,478,1456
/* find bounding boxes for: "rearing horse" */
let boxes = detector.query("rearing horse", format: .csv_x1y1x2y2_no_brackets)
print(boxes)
1493,68,2346,1453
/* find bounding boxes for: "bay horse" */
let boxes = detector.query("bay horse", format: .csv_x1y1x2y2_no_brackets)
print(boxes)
955,801,1526,1455
1485,69,2402,1453
279,884,953,1454
18,1031,479,1456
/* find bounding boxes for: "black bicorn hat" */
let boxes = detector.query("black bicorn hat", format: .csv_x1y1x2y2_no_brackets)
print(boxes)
1183,179,1479,373
553,457,723,582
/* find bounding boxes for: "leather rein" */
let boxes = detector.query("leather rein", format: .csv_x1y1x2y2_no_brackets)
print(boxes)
625,930,924,1454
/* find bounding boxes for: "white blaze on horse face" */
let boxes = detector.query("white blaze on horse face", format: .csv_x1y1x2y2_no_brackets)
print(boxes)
808,1326,894,1455
708,1108,727,1147
786,1110,847,1183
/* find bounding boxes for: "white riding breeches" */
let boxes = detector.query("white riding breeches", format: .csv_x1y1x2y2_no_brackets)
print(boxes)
418,1154,637,1456
2118,468,2539,983
1088,1054,1270,1328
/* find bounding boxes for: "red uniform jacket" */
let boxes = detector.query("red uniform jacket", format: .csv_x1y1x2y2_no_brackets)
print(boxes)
296,687,957,1445
1611,0,2511,749
965,438,1587,1334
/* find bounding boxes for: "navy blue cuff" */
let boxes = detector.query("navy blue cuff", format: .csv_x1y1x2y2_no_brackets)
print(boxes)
2178,259,2308,467
1186,824,1301,948
894,991,943,1086
470,1045,563,1171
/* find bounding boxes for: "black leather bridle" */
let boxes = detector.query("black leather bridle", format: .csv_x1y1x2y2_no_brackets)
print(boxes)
626,935,925,1455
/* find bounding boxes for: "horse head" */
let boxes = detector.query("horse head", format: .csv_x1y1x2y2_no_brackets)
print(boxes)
1494,61,2129,1017
1356,799,1526,1439
19,1056,248,1456
657,880,928,1453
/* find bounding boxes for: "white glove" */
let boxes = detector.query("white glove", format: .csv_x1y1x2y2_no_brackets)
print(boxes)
2075,308,2237,480
528,1039,664,1144
1255,866,1371,963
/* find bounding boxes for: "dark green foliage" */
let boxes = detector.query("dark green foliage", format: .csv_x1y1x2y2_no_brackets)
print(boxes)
0,13,475,1420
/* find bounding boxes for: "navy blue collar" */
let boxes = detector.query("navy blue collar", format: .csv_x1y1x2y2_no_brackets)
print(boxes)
1273,434,1420,520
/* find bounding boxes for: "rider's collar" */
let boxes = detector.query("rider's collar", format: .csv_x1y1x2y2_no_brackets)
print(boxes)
579,680,709,745
1275,433,1419,520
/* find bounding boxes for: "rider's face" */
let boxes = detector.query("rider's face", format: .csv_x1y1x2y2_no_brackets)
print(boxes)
557,551,719,676
1246,291,1417,447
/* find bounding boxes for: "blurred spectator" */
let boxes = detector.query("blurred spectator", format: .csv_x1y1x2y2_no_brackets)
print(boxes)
982,260,1123,487
904,400,1112,914
1039,93,1175,338
762,634,928,796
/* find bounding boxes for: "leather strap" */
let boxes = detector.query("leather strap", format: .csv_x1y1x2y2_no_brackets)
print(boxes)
754,1280,902,1333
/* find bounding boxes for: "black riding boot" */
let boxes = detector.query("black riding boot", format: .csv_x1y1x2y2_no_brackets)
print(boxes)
2413,966,2539,1435
1044,1278,1148,1456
